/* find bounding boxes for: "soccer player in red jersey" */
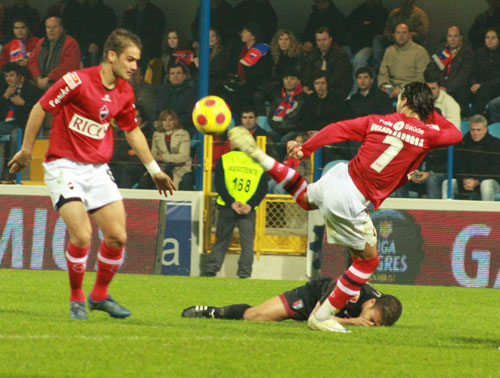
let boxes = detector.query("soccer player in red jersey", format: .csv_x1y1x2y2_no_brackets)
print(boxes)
9,29,176,320
229,82,463,332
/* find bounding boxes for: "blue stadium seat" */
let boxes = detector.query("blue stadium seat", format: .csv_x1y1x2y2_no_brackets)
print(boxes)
488,122,500,138
321,160,348,177
257,116,273,133
460,120,469,135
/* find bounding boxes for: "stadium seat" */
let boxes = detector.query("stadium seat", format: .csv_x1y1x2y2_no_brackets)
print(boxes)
488,122,500,138
460,120,469,135
257,116,273,133
321,160,348,177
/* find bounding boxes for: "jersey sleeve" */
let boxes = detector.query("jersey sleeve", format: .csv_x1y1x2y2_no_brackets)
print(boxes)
39,71,82,113
114,88,138,132
427,111,463,148
300,116,371,158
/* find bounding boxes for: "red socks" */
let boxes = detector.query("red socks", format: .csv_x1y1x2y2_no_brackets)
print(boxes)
90,241,124,301
66,242,90,302
267,161,311,210
327,255,380,310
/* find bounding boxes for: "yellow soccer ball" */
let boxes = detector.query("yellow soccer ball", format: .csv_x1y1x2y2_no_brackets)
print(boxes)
192,95,232,134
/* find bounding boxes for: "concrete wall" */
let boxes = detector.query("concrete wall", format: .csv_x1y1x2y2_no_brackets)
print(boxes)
5,0,489,51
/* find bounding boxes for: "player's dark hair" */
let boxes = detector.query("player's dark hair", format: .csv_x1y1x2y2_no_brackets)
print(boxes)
104,28,142,58
356,66,374,79
400,81,435,122
373,294,402,326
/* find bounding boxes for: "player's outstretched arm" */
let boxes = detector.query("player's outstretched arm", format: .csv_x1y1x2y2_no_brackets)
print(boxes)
8,102,46,173
125,127,176,196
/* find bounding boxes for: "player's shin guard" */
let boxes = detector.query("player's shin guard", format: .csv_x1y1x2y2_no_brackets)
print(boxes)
316,255,380,321
267,161,312,210
66,242,90,302
90,241,124,301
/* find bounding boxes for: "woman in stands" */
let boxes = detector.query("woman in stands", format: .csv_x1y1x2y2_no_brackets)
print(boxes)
470,28,500,116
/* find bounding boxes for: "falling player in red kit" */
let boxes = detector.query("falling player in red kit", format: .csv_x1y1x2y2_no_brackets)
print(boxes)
229,82,462,332
8,29,176,320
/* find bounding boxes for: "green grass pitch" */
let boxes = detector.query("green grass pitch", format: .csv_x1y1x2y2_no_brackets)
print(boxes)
0,269,499,377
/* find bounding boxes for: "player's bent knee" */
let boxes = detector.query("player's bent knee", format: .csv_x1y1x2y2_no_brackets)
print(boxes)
104,232,127,248
69,230,92,247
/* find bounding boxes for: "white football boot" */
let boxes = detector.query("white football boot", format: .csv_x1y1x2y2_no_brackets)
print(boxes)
307,313,350,333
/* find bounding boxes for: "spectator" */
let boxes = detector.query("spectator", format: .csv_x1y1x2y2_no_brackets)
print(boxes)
487,95,500,122
191,0,235,46
469,28,500,116
233,0,277,43
406,72,461,198
302,27,353,98
254,29,303,115
46,0,82,46
425,26,474,117
145,28,194,86
383,0,429,46
269,29,303,89
202,139,268,278
378,23,429,99
5,0,41,38
468,0,500,49
155,63,197,136
227,22,271,114
146,109,191,188
373,0,429,68
268,67,306,142
299,70,343,133
303,0,347,52
79,0,117,67
110,105,154,188
345,66,393,119
0,17,40,68
122,0,166,73
28,16,81,91
0,62,42,177
345,0,388,89
129,67,157,129
443,114,500,200
192,29,231,96
239,105,278,160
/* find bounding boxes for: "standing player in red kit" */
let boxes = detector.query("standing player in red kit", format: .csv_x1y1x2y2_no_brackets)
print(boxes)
8,29,175,320
229,82,462,332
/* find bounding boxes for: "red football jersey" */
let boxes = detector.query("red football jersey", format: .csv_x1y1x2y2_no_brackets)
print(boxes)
301,112,463,208
40,65,138,163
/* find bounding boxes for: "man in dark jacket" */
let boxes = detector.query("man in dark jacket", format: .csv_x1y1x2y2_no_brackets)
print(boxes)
345,67,393,119
79,0,117,67
0,62,42,174
303,0,347,50
239,105,278,160
445,114,500,200
425,26,474,117
122,0,165,72
299,70,342,133
155,63,197,136
302,27,353,98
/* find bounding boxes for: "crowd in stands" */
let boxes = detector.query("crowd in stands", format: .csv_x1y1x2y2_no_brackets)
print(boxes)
1,0,500,201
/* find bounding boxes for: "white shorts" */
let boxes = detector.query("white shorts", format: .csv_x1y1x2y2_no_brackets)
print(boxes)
307,162,377,250
43,158,122,211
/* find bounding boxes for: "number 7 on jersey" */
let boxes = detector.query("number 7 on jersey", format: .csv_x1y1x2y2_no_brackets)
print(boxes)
370,135,404,173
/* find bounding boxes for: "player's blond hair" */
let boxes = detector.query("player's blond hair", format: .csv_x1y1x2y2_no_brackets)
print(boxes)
103,28,142,59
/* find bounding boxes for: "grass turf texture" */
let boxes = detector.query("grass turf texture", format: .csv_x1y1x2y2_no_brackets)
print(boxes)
0,270,499,377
